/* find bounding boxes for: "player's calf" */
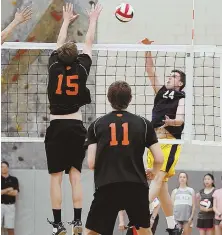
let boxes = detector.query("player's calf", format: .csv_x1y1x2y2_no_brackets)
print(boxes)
69,167,83,235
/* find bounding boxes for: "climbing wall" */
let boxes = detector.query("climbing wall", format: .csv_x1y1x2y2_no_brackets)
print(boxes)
1,0,97,169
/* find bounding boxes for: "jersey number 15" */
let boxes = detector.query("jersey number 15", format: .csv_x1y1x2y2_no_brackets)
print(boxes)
109,123,129,146
56,74,79,95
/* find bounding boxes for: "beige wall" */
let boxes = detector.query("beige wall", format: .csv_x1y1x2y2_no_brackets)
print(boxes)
97,0,222,45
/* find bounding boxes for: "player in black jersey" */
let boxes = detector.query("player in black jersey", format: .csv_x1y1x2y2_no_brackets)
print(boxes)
45,3,102,235
84,81,164,235
142,38,185,235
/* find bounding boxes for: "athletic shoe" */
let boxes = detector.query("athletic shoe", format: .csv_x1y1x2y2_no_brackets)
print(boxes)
68,220,83,235
166,225,183,235
47,218,67,235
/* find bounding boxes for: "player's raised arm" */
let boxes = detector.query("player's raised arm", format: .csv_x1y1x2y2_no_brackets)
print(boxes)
82,3,103,58
1,6,32,45
142,38,161,94
56,3,79,49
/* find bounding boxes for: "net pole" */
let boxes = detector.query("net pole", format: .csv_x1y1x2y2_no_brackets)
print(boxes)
185,0,195,142
184,48,194,143
220,55,222,141
191,0,195,46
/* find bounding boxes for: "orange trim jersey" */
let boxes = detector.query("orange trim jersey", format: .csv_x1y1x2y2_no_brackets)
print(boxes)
87,111,158,189
47,51,92,115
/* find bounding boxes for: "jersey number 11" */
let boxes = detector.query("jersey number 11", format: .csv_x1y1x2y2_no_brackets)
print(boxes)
109,123,129,146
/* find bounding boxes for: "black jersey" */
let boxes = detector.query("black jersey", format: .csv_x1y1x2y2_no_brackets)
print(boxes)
87,111,158,189
1,175,19,204
47,51,92,115
152,86,185,139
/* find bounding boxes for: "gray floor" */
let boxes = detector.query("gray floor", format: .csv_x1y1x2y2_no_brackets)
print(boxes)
1,169,221,235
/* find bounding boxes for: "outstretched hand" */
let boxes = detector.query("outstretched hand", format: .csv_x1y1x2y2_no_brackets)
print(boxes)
141,38,154,57
141,38,154,45
87,3,103,22
63,3,79,23
14,6,32,24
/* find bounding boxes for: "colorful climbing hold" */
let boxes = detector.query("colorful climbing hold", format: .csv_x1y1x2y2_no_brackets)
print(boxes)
51,10,62,21
1,77,5,84
12,74,19,82
16,124,22,132
27,36,35,42
51,4,56,10
13,49,28,60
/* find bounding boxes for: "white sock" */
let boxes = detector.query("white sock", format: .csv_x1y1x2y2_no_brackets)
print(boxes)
166,216,176,229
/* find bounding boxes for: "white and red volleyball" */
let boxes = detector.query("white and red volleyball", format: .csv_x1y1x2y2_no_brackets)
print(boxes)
115,3,134,23
200,199,211,209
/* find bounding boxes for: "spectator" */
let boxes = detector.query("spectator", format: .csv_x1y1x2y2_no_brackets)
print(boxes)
171,172,195,235
213,176,222,235
1,161,19,235
118,198,160,235
196,173,215,235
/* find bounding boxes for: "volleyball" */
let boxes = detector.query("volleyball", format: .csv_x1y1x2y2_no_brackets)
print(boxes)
200,199,211,209
115,3,134,23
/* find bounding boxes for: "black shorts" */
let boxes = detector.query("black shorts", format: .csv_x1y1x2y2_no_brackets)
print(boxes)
197,218,214,229
86,182,150,235
45,119,87,174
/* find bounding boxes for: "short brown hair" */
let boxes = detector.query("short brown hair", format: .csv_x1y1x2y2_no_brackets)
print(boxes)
172,69,186,90
57,42,78,65
107,81,132,110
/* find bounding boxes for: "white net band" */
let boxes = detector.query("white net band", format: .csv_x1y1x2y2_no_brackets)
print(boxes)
2,42,222,52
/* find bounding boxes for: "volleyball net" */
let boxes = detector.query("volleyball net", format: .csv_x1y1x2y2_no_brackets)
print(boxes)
1,42,222,146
